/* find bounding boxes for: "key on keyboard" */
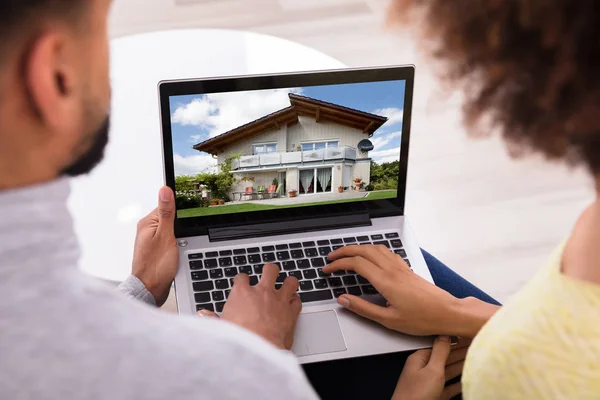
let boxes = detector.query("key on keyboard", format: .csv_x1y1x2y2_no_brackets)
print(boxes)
300,290,333,303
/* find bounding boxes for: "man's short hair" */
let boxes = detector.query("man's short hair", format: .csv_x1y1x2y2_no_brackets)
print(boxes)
0,1,86,39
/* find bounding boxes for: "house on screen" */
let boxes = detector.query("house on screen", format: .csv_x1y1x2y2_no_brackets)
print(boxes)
193,94,388,198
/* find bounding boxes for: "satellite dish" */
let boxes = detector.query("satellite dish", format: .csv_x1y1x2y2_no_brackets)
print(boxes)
358,139,374,152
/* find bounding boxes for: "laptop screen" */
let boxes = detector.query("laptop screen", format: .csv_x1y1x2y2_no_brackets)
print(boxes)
168,79,406,220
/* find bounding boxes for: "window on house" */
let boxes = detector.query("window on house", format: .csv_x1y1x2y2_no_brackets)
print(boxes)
301,141,339,151
253,143,277,154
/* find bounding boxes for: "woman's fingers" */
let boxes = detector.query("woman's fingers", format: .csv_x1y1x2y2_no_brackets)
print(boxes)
442,382,462,400
337,294,395,327
323,256,385,287
328,245,396,270
445,360,465,381
446,345,469,365
428,336,452,368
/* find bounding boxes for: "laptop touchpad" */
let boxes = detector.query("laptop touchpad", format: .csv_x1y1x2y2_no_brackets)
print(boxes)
292,311,347,357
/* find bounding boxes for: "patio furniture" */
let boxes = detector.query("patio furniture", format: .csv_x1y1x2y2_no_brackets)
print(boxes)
240,187,255,201
271,184,283,199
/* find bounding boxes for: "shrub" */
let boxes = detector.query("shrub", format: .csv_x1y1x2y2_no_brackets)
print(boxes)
175,175,197,192
176,191,202,210
365,184,375,192
196,154,239,202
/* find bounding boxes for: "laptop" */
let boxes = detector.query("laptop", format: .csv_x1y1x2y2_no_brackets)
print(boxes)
158,65,435,364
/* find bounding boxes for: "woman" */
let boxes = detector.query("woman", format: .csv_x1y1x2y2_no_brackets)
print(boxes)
322,1,600,399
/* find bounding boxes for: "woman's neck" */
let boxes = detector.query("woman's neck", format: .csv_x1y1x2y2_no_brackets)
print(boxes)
561,191,600,284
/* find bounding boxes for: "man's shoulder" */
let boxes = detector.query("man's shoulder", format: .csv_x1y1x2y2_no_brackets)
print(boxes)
1,277,317,400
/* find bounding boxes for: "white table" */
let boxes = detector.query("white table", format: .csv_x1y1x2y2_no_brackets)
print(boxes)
68,29,345,282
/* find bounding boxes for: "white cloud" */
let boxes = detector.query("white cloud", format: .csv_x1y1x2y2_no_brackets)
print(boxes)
370,130,401,150
373,107,404,125
189,134,204,143
173,153,218,176
172,88,303,139
370,148,400,164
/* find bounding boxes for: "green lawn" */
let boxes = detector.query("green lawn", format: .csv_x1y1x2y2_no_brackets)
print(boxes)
177,190,397,218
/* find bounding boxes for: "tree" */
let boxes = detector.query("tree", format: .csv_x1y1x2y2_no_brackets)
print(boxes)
370,160,399,190
196,153,240,202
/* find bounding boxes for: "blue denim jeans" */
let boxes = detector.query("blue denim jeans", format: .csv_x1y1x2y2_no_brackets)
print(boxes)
303,249,501,399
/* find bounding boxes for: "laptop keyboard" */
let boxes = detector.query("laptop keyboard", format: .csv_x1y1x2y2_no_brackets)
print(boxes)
187,232,412,313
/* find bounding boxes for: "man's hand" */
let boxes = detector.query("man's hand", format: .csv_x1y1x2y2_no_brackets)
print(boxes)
199,263,302,350
131,187,179,307
323,245,499,338
392,336,467,400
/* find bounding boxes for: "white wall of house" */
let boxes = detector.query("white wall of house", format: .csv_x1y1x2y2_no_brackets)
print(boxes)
287,168,298,193
216,125,287,164
216,116,371,164
287,116,370,159
332,163,344,189
353,161,371,185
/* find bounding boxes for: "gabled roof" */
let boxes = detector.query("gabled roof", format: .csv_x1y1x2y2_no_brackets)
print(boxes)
193,94,388,155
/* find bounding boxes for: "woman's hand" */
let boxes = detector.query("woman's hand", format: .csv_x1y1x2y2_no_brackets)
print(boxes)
323,245,498,338
392,336,468,400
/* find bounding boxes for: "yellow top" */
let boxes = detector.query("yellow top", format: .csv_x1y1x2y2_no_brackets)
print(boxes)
463,244,600,399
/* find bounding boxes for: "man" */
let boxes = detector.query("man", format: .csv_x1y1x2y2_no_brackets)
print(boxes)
0,1,317,398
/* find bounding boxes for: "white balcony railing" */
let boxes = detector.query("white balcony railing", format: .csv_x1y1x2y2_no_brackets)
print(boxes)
232,146,357,170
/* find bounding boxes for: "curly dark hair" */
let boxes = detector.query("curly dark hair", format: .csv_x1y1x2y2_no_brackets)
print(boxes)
390,0,600,172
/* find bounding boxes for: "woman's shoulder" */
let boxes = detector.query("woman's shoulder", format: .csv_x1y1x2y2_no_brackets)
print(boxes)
463,239,600,399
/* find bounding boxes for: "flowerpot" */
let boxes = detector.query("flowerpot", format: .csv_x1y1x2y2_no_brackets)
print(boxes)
210,201,218,206
289,192,297,198
338,188,344,193
219,201,225,205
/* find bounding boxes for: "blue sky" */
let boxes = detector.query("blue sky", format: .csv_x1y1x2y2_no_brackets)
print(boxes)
169,80,406,176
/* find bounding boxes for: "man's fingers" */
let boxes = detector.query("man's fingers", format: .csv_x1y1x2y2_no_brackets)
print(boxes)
323,257,384,287
337,294,393,327
260,263,280,287
157,187,175,235
279,276,300,298
233,273,250,287
445,360,464,381
429,336,452,367
404,349,432,370
196,310,220,318
290,293,302,316
442,382,462,400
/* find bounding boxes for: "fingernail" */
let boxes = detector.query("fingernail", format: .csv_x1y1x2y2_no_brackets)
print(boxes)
438,335,450,342
338,296,350,308
160,187,173,202
197,310,212,317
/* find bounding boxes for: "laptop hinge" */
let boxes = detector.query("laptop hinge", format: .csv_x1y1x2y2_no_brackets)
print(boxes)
208,213,372,242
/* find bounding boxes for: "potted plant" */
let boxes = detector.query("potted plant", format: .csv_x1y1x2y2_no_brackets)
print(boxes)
218,199,225,205
210,199,219,206
288,189,298,198
297,145,302,151
353,178,363,192
338,186,344,193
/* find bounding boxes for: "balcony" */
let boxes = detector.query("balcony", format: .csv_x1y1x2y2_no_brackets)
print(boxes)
231,146,357,170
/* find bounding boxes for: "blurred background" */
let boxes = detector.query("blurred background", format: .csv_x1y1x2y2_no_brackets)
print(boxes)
107,0,593,304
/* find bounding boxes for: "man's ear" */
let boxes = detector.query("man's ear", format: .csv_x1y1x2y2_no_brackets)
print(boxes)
24,32,76,133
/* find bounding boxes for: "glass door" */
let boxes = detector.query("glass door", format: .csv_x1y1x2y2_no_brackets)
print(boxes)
299,169,314,195
316,168,332,193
